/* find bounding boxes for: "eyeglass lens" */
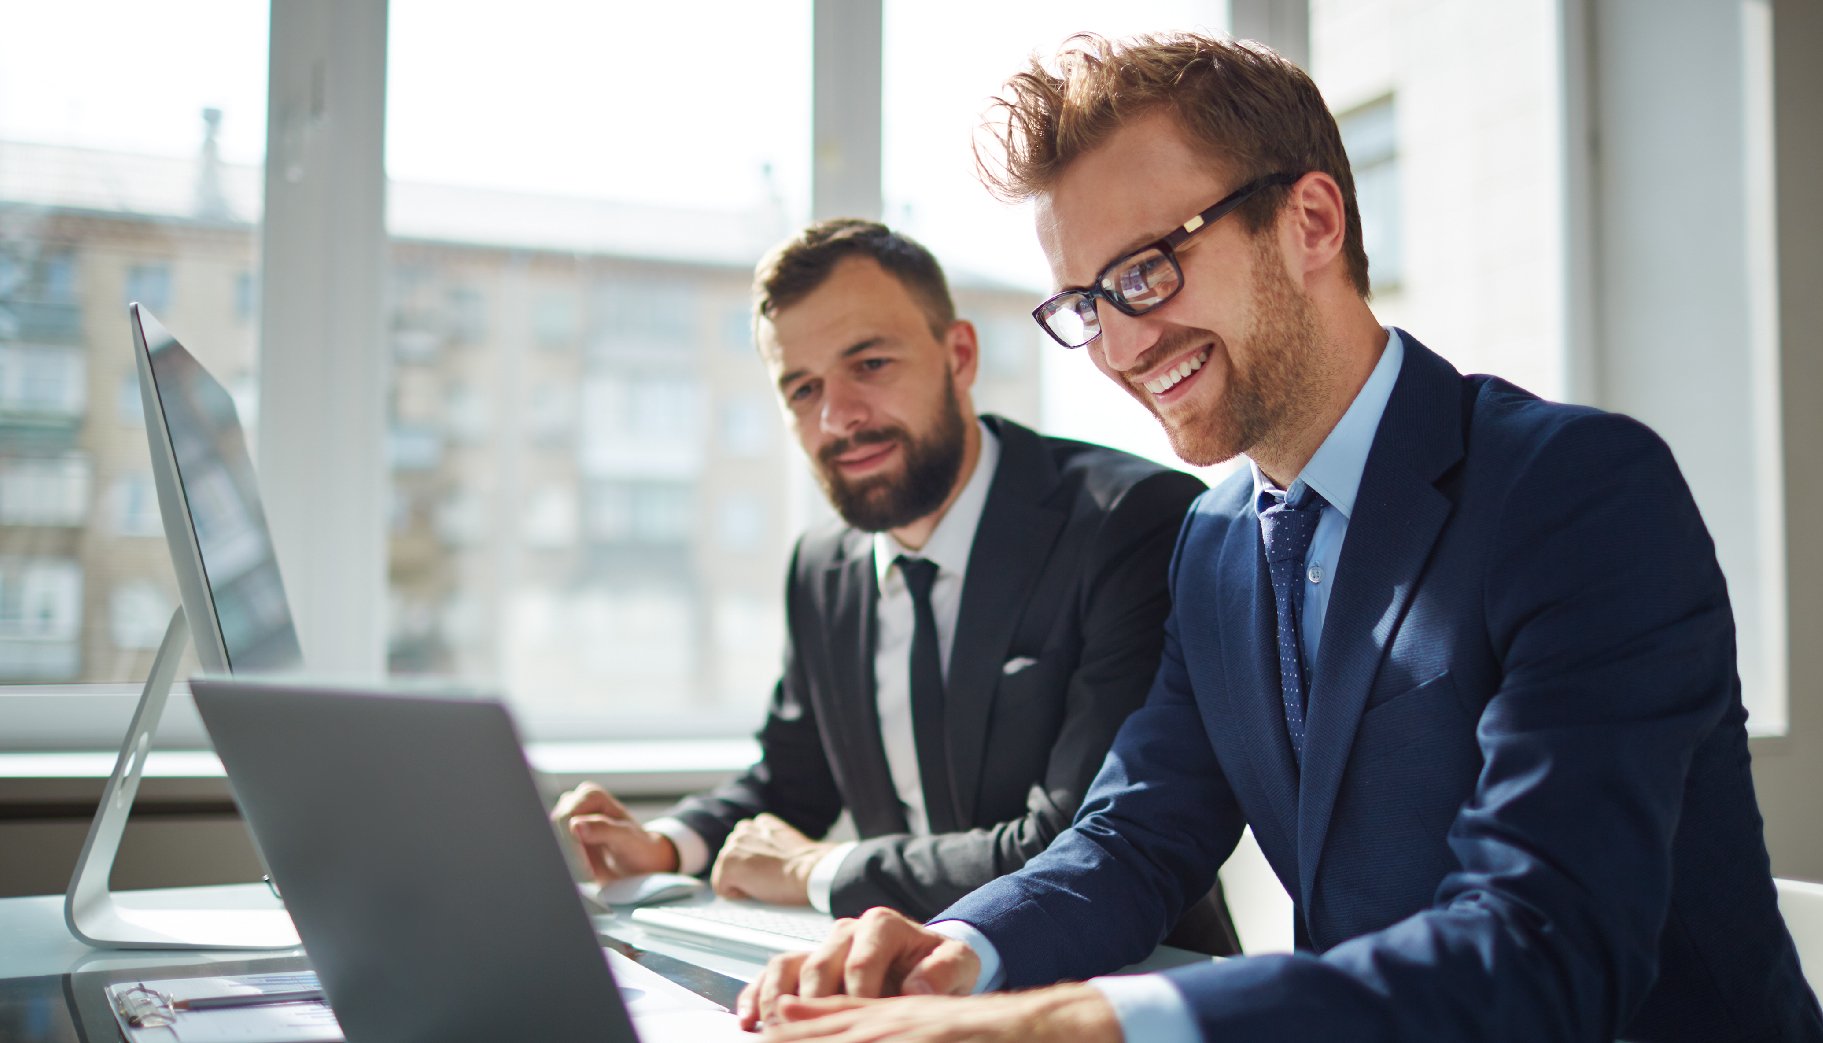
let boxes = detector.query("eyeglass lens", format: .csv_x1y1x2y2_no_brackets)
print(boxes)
1108,249,1183,311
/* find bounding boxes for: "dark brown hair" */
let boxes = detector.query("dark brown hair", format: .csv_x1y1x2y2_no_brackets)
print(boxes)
753,219,957,338
979,32,1370,296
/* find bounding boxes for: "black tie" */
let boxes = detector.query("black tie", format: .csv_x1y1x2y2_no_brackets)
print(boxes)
896,556,955,833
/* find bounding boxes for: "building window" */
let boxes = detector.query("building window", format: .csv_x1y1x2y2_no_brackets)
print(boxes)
447,285,486,343
41,251,77,305
1338,96,1401,293
0,344,86,417
718,395,772,458
534,293,578,349
125,263,173,313
116,371,144,425
0,454,92,526
716,493,766,553
110,473,164,537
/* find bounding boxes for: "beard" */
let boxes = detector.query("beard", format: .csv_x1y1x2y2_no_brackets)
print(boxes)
813,375,968,533
1132,233,1327,468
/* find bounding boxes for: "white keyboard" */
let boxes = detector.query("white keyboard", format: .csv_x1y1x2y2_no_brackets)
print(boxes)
631,899,836,955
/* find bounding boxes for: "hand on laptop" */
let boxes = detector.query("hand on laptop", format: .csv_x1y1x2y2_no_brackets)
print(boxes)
551,783,679,882
710,813,832,905
738,907,981,1031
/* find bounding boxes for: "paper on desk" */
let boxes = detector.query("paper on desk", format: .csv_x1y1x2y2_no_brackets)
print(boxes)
608,950,749,1040
106,972,340,1043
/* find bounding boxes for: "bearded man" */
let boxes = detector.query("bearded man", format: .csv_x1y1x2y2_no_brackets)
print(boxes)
554,219,1236,954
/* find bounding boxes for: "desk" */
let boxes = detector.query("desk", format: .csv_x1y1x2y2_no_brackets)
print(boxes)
0,884,1213,1042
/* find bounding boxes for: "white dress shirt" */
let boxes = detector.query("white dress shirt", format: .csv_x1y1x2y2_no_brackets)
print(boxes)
651,422,1002,916
934,331,1407,1043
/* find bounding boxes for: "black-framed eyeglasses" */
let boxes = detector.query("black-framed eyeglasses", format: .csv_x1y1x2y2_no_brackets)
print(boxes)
1032,172,1302,349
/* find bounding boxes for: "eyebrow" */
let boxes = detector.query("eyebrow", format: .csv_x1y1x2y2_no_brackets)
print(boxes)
1059,227,1175,293
775,337,888,394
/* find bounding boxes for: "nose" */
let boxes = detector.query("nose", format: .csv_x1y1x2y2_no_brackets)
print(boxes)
1092,306,1165,375
818,379,869,439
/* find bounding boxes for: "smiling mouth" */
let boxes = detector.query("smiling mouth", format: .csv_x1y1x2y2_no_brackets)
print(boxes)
1140,348,1212,396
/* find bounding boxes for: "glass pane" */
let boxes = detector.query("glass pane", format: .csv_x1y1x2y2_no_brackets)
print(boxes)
882,1,1235,476
385,0,812,736
0,2,268,684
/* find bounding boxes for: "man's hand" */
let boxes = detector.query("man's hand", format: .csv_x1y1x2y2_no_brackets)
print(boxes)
738,907,982,1031
550,782,678,883
710,813,832,905
756,985,1121,1043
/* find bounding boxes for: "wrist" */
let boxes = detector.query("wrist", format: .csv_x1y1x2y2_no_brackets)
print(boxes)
650,830,681,873
1023,984,1122,1043
785,841,834,888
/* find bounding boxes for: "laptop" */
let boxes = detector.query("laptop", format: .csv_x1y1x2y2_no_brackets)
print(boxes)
191,678,747,1042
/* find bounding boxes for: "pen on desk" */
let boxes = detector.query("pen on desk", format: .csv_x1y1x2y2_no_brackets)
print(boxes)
173,987,327,1012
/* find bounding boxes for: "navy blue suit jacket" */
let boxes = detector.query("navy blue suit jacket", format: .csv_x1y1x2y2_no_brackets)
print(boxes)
940,336,1822,1041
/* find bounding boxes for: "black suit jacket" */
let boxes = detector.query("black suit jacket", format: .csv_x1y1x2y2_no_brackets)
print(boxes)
670,416,1227,938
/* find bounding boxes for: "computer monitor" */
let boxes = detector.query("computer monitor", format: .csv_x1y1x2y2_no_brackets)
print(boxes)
64,304,306,950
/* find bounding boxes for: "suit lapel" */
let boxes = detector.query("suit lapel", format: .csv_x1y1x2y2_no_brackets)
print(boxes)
823,535,910,836
943,419,1066,832
1295,335,1464,907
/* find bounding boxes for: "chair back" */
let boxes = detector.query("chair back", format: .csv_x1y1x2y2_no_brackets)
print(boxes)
1777,877,1823,991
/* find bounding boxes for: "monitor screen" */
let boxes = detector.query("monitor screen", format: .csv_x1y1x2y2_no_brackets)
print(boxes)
137,307,303,674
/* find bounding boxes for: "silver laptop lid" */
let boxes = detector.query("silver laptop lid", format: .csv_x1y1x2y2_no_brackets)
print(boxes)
192,678,636,1042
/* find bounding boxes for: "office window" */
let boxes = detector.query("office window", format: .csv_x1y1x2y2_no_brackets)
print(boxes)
881,0,1224,472
1338,96,1401,292
0,0,267,691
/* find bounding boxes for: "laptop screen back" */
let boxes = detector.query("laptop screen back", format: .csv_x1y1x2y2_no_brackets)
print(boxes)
192,679,636,1042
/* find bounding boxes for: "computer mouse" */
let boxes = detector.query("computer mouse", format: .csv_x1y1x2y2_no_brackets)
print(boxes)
593,872,706,908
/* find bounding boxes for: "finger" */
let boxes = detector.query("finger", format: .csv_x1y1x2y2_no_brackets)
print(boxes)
845,909,924,997
901,941,979,997
550,782,608,821
769,991,867,1028
796,922,858,1001
751,952,805,1030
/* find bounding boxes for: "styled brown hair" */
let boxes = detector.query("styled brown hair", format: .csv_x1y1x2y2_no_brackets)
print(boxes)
753,219,957,339
979,32,1370,296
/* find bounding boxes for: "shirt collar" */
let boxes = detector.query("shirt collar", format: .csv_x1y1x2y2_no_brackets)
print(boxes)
874,419,1001,586
1251,327,1406,518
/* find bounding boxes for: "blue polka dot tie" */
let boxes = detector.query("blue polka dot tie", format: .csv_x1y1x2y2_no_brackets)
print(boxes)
1259,489,1325,765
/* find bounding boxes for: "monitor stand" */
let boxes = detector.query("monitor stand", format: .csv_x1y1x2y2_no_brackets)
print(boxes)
64,607,300,950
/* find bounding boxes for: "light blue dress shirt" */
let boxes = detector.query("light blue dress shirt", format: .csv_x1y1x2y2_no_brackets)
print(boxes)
931,329,1407,1042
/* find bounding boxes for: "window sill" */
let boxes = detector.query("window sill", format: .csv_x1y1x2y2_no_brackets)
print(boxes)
0,738,758,812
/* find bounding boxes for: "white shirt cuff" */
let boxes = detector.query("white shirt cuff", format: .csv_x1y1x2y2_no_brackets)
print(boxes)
805,841,857,915
644,817,711,876
926,920,1005,993
1087,973,1200,1043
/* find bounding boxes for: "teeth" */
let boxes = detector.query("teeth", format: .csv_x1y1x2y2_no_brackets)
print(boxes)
1142,350,1209,395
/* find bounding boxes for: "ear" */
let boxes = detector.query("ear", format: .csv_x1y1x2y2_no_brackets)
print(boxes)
1282,172,1349,282
944,319,981,392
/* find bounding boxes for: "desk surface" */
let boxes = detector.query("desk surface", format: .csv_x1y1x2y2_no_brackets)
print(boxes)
0,884,1212,1042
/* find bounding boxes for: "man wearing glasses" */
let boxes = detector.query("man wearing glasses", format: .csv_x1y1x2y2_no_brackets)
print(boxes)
554,220,1237,955
738,33,1822,1043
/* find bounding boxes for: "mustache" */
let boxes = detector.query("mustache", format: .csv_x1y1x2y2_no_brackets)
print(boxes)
1127,328,1215,382
818,425,910,467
